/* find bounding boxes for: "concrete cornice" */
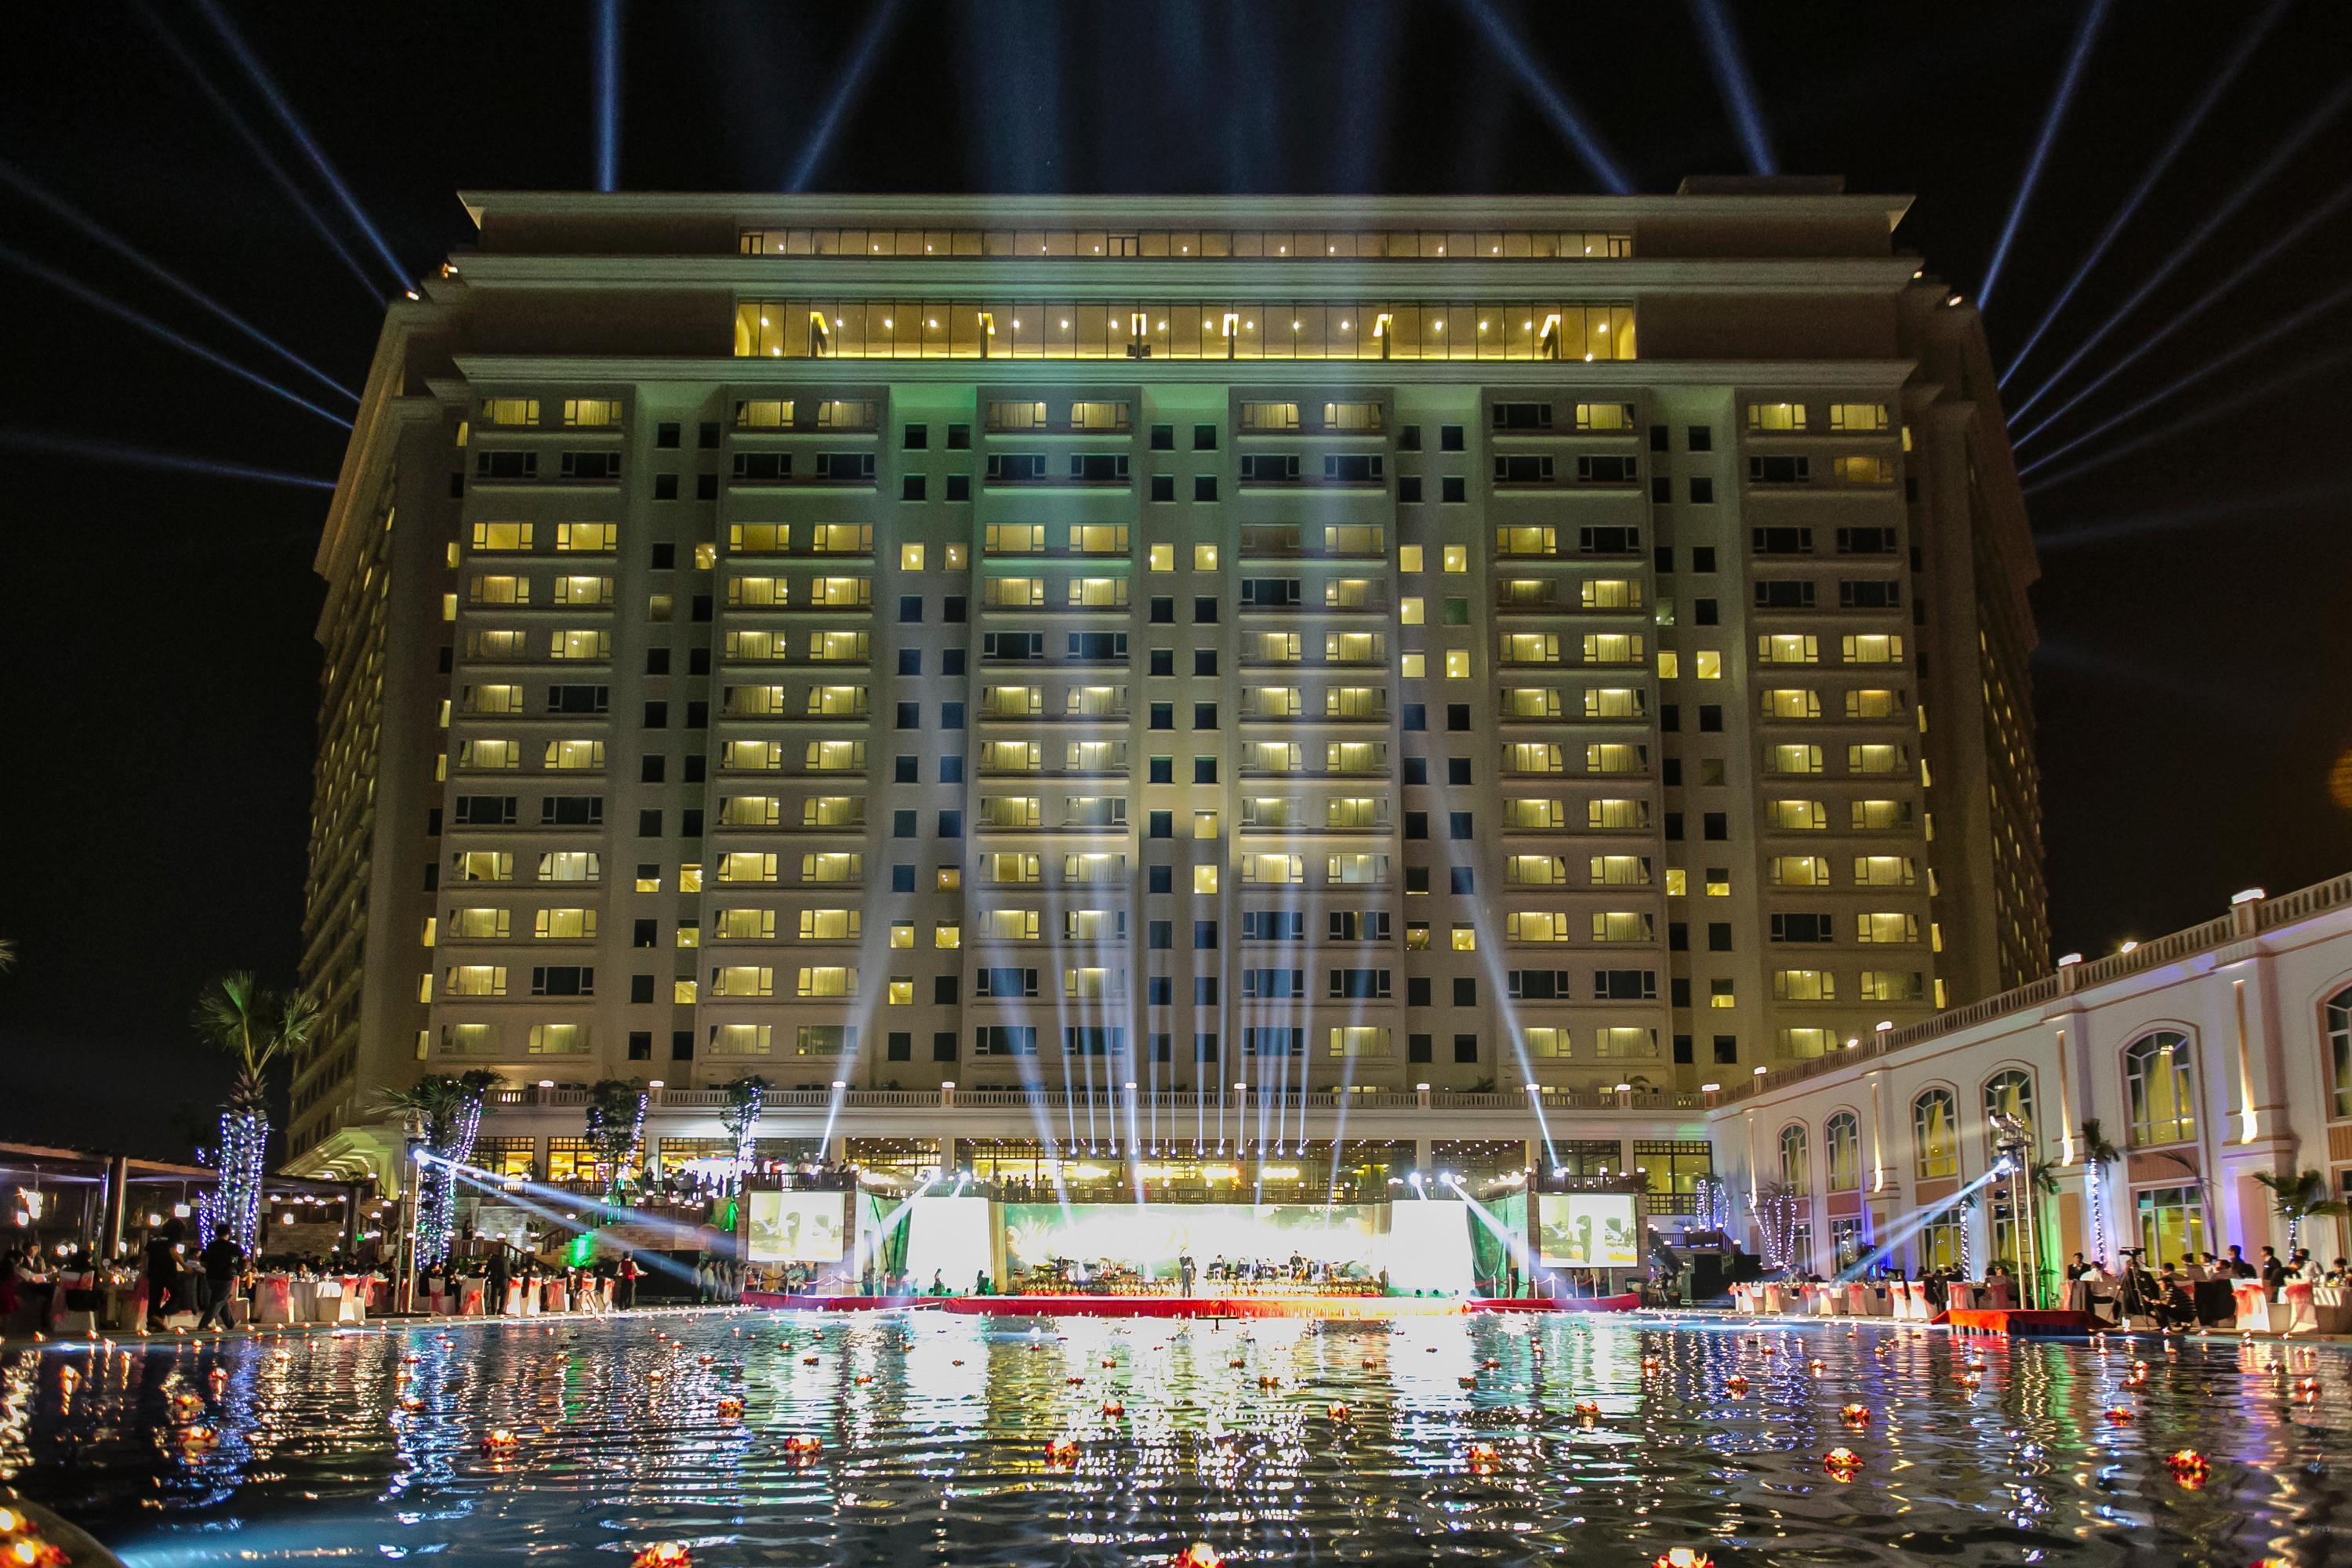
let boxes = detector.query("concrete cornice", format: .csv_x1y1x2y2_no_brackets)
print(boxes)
447,354,1922,390
459,189,1915,230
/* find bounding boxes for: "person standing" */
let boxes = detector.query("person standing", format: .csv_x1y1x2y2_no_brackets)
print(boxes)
487,1244,511,1316
194,1232,245,1331
1178,1252,1196,1298
616,1254,640,1311
144,1221,187,1324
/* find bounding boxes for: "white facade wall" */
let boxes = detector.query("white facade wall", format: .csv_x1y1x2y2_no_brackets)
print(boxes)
1706,875,2352,1276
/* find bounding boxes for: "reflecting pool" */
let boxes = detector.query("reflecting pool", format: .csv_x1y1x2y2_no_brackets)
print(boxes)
1,1310,2343,1566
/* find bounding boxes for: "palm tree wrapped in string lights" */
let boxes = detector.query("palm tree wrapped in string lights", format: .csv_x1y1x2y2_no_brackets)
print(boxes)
719,1076,768,1193
2076,1119,2122,1265
584,1080,650,1207
379,1071,499,1269
191,973,319,1252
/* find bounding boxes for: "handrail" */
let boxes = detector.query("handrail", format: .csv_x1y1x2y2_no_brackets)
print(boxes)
1716,869,2352,1105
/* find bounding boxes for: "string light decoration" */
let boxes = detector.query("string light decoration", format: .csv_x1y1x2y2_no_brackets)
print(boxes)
1748,1180,1799,1271
585,1080,651,1205
196,1109,269,1253
1692,1174,1731,1234
720,1076,768,1192
382,1072,497,1269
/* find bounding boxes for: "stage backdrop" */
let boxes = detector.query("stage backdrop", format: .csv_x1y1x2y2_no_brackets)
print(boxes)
745,1190,849,1264
998,1201,1475,1294
1535,1192,1641,1268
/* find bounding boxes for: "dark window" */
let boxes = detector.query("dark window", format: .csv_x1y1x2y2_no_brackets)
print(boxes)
1193,475,1218,501
1151,474,1176,501
1408,1033,1433,1063
655,422,681,449
1193,423,1218,451
1453,1033,1479,1062
1713,1035,1738,1065
1440,475,1466,504
628,1030,653,1060
903,423,927,449
1703,811,1727,840
901,474,927,501
1150,423,1174,450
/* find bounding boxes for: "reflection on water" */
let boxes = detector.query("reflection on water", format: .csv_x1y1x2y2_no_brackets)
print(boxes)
0,1311,2342,1566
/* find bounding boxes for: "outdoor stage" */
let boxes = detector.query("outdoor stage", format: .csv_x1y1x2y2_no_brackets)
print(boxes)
741,1290,1642,1319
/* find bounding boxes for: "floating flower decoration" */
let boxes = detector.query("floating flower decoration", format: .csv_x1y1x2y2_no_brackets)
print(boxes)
2296,1377,2321,1399
630,1543,691,1568
1102,1357,1116,1368
1652,1551,1715,1568
951,1359,964,1367
399,1396,426,1412
1806,1359,1825,1374
1458,1376,1477,1389
1957,1372,1983,1391
1840,1403,1871,1425
1045,1436,1079,1465
1465,1442,1501,1471
1759,1344,1778,1358
802,1356,819,1367
481,1428,519,1456
3,1536,69,1568
179,1424,219,1450
1327,1403,1350,1421
2165,1448,2209,1486
1066,1375,1086,1387
1641,1356,1664,1374
171,1392,203,1417
2103,1406,2133,1423
782,1434,822,1461
854,1374,873,1387
1257,1374,1282,1390
1229,1358,1247,1370
1102,1397,1125,1417
1573,1402,1602,1423
1823,1446,1864,1477
716,1397,744,1418
1169,1544,1224,1568
1724,1375,1749,1394
1481,1358,1501,1370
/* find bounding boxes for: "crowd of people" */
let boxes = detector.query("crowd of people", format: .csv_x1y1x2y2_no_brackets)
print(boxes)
2064,1243,2346,1329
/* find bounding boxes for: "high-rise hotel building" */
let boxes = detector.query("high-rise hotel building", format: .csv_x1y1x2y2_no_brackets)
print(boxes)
286,180,2045,1183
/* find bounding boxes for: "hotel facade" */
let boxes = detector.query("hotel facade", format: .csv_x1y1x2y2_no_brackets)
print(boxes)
287,182,2064,1233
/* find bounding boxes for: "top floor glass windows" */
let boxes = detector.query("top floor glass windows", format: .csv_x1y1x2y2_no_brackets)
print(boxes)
736,300,1636,363
738,227,1632,261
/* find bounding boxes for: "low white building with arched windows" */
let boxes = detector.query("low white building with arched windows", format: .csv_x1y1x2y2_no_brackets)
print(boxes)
1709,873,2352,1287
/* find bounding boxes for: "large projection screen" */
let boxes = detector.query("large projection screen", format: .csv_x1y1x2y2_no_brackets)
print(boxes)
745,1190,850,1263
1535,1192,1641,1268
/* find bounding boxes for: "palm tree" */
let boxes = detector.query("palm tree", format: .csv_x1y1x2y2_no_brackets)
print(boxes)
583,1079,648,1205
382,1071,499,1269
720,1076,769,1192
191,973,321,1251
2077,1118,2122,1263
2252,1168,2350,1252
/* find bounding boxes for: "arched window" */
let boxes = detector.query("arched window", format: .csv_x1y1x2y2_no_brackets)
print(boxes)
1912,1087,1958,1178
1778,1124,1809,1190
2328,986,2352,1121
1824,1110,1860,1192
1982,1069,2035,1156
2124,1031,2195,1146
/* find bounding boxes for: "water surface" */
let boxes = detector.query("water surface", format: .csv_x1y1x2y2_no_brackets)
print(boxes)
1,1310,2341,1566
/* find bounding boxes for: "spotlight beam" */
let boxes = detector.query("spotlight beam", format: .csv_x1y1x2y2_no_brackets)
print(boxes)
136,2,383,304
1978,0,2114,310
1686,0,1776,175
2009,74,2352,423
785,0,909,194
1458,0,1635,195
191,0,409,291
594,0,622,192
0,242,350,428
2034,478,2352,551
2017,274,2352,481
2001,1,2285,383
0,429,334,490
2022,339,2352,496
2014,172,2352,447
0,156,358,403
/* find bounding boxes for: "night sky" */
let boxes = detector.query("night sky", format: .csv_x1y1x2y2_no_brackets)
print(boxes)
3,2,2348,1158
